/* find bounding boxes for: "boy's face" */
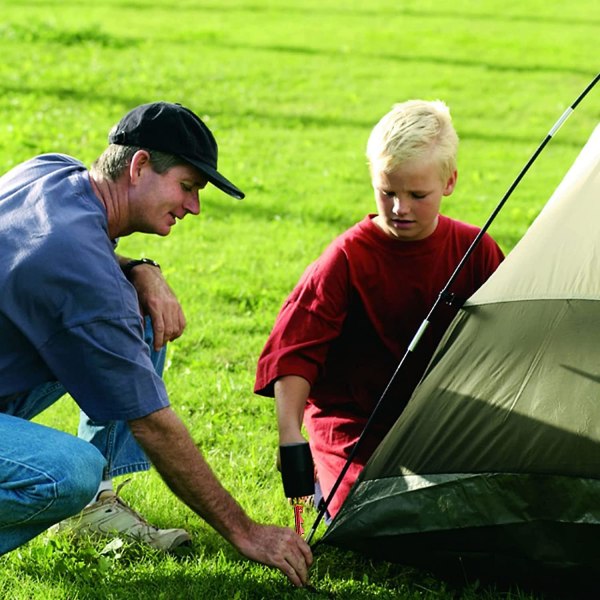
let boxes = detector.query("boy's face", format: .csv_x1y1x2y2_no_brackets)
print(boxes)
371,158,457,242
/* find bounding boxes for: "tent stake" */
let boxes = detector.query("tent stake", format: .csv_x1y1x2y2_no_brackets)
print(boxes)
306,71,600,546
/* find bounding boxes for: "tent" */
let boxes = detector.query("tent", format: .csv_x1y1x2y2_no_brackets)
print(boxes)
320,124,600,587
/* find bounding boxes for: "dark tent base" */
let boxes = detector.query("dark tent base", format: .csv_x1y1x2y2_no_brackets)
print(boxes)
321,522,599,598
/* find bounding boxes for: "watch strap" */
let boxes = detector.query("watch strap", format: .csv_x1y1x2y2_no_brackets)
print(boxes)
122,258,161,277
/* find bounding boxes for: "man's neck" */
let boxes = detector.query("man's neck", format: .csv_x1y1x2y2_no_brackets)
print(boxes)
89,173,129,239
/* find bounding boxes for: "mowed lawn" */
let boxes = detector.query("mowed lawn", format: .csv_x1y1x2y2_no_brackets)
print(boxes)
0,1,598,598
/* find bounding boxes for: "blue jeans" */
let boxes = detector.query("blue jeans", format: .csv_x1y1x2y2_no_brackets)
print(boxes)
0,317,165,554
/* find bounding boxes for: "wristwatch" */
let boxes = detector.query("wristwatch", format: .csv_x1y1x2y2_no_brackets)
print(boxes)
122,258,161,277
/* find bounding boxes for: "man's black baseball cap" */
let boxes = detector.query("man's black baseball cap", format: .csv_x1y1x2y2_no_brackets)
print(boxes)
109,102,244,199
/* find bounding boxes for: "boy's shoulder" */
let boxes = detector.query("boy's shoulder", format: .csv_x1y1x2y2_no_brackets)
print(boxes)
439,214,485,241
439,214,503,259
306,216,373,272
333,215,380,246
440,214,478,231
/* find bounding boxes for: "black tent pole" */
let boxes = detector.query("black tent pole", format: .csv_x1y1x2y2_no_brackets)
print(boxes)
306,71,600,546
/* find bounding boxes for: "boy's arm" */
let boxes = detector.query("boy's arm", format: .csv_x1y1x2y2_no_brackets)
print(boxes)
274,375,311,444
274,376,316,502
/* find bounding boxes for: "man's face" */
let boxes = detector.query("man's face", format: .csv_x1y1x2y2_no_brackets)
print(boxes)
371,158,457,242
129,156,208,236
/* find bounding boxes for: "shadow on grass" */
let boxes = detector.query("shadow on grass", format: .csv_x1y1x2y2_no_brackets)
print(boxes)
8,525,562,599
0,82,150,113
206,40,596,80
12,534,435,600
202,200,360,235
0,82,588,154
310,543,593,600
14,0,600,28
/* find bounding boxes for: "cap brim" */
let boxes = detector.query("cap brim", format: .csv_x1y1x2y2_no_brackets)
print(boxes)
183,156,245,200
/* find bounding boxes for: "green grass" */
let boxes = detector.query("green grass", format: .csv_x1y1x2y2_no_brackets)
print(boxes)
0,0,598,597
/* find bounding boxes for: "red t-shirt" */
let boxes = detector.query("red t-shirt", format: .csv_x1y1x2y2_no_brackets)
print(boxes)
255,214,504,516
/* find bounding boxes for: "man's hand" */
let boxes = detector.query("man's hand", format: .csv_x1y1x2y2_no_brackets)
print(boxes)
233,522,313,587
129,408,313,587
127,263,186,349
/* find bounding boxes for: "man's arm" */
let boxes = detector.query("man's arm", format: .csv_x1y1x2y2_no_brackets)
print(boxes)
117,254,186,350
128,406,313,587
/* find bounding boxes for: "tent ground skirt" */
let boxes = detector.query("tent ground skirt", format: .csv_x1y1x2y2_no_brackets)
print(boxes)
322,472,600,579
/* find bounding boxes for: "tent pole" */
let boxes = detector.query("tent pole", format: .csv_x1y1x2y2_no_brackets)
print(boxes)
306,71,600,546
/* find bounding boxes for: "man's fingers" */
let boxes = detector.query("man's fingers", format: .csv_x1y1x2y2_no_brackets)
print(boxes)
279,529,312,586
281,546,309,587
239,524,313,587
282,558,304,587
298,535,313,567
148,313,166,350
147,306,186,350
169,310,186,341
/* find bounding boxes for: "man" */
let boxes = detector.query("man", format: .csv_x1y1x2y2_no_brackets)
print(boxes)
0,102,312,587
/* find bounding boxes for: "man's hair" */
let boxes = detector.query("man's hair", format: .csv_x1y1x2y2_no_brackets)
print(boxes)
90,143,189,181
366,99,458,181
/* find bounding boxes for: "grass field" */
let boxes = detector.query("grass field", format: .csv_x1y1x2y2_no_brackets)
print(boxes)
0,0,598,598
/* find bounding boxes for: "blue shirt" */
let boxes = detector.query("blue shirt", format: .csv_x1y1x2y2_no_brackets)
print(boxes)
0,154,169,420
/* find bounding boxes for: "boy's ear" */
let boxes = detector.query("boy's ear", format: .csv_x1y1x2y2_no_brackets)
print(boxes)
443,169,458,196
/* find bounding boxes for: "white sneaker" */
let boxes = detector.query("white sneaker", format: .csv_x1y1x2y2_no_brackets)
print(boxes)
57,482,191,551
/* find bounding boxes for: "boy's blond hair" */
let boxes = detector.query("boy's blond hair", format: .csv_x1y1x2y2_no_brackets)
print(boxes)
366,99,458,181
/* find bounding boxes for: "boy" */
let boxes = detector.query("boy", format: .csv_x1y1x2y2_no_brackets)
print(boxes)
255,100,504,519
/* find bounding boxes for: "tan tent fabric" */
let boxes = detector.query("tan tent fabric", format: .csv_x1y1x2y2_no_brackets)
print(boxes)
471,124,600,304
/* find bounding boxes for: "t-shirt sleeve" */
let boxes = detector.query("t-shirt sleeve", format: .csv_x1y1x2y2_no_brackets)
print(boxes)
1,156,170,420
39,317,169,421
478,232,505,283
254,246,351,397
13,222,169,421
